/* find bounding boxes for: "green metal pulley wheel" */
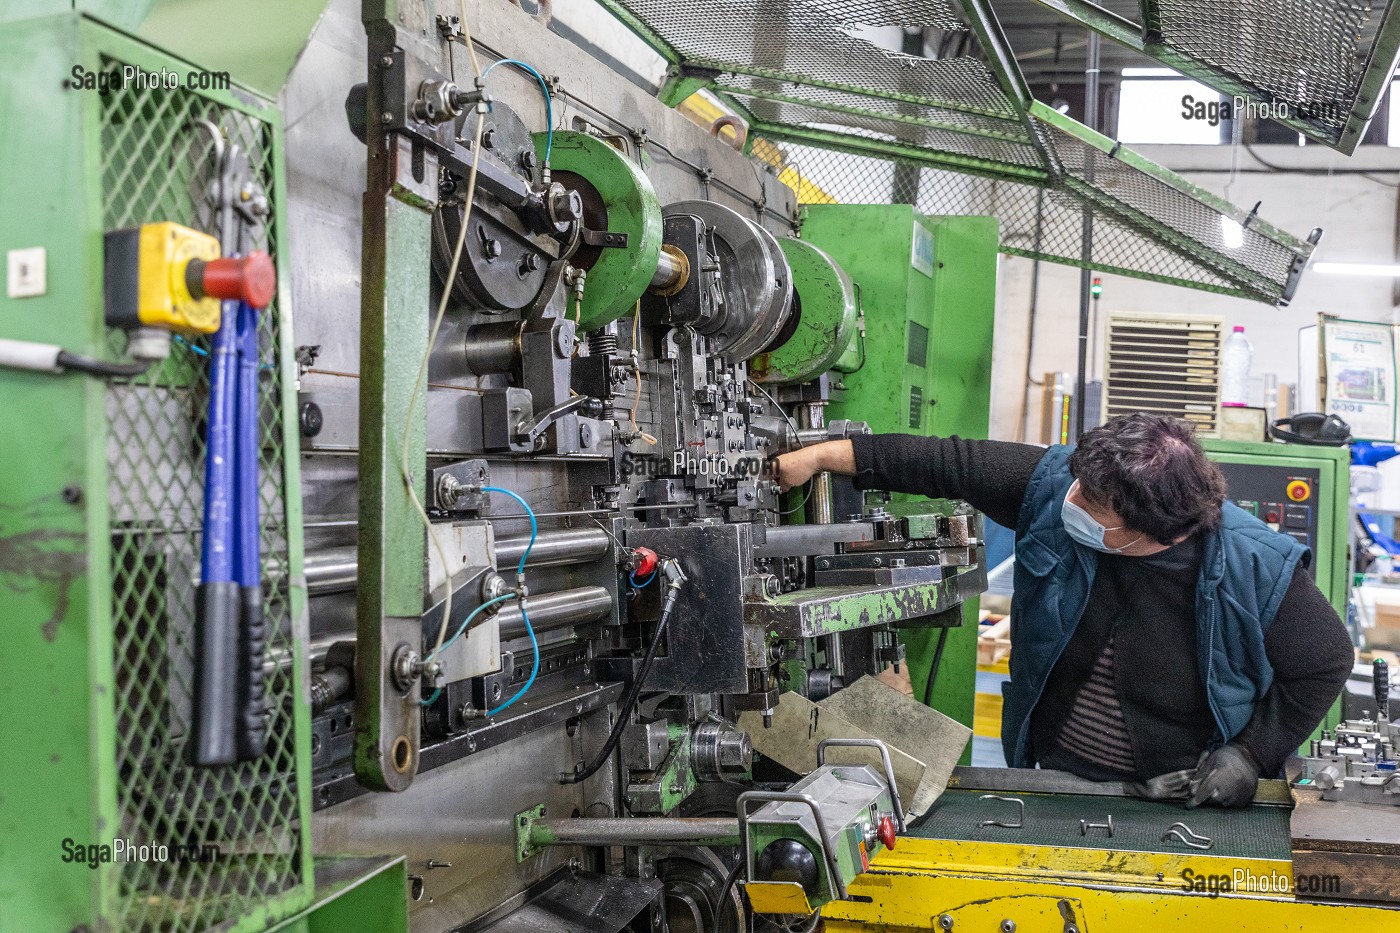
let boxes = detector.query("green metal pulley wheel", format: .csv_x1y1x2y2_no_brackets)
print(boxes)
751,238,858,384
534,130,662,330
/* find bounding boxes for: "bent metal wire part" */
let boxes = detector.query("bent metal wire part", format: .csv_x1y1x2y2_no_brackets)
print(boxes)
595,0,1322,305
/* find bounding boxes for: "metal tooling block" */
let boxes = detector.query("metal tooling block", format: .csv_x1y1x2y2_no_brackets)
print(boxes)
626,522,752,694
746,563,987,638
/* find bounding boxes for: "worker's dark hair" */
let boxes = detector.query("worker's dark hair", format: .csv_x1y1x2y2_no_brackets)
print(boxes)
1068,412,1226,545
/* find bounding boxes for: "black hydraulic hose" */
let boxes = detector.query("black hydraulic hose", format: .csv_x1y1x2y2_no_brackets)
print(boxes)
560,560,686,784
55,350,152,378
923,625,951,706
715,857,745,933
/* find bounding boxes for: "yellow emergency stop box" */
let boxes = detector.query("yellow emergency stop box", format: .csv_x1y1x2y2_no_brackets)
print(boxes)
104,221,221,335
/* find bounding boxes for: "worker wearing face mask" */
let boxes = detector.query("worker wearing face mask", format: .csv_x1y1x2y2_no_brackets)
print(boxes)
772,412,1352,808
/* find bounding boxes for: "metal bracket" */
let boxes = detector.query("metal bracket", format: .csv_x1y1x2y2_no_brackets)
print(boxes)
516,395,604,450
580,228,629,249
515,803,547,862
816,737,905,832
1079,815,1114,838
978,794,1025,829
1161,821,1212,850
429,458,489,513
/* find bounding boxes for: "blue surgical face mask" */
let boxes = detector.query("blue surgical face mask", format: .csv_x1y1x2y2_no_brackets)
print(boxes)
1062,481,1144,554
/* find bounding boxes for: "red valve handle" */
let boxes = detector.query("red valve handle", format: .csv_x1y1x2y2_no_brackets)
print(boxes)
877,815,896,851
194,251,276,310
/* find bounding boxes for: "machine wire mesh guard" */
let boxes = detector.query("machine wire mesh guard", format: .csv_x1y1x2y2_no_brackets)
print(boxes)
1033,0,1400,153
99,63,303,931
598,0,1321,304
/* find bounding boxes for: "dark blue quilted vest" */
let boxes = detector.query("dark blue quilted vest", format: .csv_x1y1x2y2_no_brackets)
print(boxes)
1002,446,1306,769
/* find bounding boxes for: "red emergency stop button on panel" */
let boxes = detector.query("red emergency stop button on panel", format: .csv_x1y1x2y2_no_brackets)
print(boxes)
188,251,277,309
1286,480,1311,502
877,816,896,851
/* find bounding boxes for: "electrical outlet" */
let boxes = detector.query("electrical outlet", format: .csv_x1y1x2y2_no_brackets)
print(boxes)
7,247,46,298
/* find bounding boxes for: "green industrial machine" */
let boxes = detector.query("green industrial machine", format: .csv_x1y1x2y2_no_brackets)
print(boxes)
1202,438,1353,737
805,205,1000,761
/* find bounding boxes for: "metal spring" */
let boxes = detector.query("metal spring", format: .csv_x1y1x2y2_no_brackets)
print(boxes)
587,330,618,355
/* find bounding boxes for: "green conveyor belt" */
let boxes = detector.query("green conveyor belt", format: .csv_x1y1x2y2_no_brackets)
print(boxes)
910,788,1292,861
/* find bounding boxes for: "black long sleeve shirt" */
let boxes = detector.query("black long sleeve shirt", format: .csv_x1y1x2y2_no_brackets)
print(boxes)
850,432,1353,779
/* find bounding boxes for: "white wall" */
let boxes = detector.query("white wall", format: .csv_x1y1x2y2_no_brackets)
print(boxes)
987,144,1400,441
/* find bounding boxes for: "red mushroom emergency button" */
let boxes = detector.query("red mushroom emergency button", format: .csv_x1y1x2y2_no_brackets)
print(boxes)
877,815,896,851
187,250,277,310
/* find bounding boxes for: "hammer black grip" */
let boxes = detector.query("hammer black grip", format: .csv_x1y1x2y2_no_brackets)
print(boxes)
190,581,240,766
236,585,268,761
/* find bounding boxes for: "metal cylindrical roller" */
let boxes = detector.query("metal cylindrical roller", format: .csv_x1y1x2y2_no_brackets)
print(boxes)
495,527,611,569
498,586,613,639
305,546,358,596
463,320,524,375
751,238,858,384
648,243,691,296
528,817,740,848
662,200,792,361
303,528,612,597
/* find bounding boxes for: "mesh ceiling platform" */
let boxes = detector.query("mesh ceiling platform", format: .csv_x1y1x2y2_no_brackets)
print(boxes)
1029,0,1400,154
596,0,1321,304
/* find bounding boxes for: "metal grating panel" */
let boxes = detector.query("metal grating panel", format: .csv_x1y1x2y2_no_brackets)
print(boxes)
1028,0,1400,153
599,0,1320,304
769,141,1260,299
1103,312,1223,434
99,62,303,931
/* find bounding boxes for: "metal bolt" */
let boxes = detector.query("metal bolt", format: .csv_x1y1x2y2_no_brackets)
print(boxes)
381,55,394,67
938,915,954,930
1001,922,1016,933
521,252,542,272
427,859,452,869
381,111,393,122
872,557,883,567
818,559,830,569
61,485,82,505
483,238,502,259
482,127,497,149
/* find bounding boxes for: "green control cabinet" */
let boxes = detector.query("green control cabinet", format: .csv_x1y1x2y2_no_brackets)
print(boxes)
805,205,1000,759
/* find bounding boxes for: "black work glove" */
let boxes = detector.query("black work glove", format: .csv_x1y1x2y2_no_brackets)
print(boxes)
1125,767,1194,801
1186,744,1260,809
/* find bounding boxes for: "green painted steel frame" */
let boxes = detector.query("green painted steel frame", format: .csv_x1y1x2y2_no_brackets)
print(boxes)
0,13,314,932
1028,0,1400,155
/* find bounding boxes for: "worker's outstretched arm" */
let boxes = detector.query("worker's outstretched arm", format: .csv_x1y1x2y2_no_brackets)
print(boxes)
773,434,1046,530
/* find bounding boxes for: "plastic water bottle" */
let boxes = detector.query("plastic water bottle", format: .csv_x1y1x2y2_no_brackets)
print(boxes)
1221,325,1253,407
